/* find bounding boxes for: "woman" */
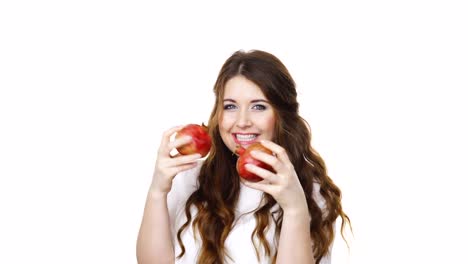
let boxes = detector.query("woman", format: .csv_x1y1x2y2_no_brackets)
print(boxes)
137,50,351,264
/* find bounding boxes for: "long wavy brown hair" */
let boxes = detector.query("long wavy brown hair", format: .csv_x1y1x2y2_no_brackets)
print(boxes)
176,50,351,263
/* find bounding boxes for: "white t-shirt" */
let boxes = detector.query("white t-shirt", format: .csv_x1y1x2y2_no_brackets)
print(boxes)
167,161,332,264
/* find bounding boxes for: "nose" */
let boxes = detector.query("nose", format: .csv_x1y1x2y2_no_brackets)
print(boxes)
236,109,252,129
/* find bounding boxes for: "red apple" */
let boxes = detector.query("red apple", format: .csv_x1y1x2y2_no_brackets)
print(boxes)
175,123,212,157
236,142,275,182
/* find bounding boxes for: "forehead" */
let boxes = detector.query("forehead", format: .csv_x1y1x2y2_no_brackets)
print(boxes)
223,75,267,100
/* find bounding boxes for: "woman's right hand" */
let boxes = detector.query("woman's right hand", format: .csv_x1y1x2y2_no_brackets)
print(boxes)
150,125,201,195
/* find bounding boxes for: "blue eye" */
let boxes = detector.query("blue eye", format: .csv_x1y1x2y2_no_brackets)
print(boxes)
252,104,266,110
223,104,236,110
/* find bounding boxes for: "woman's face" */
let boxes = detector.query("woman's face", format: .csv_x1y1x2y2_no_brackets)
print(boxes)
219,75,276,153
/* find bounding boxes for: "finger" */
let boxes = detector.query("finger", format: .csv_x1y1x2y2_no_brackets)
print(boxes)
259,140,290,163
241,178,275,194
249,150,281,172
168,135,193,150
169,152,180,158
161,126,184,145
245,163,277,183
170,153,202,165
170,161,199,175
159,125,184,154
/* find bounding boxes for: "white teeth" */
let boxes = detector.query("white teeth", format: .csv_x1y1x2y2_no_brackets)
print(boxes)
236,134,257,141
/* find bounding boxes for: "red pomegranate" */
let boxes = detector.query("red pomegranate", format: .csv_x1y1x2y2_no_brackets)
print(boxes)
175,123,211,157
236,142,275,182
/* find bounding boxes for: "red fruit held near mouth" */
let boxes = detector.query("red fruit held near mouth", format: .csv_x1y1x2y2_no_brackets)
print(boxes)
236,142,275,182
175,123,212,157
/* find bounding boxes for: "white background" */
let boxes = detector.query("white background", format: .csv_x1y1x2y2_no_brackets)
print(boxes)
1,1,467,263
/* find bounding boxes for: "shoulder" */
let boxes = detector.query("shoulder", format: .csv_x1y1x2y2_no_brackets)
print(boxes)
312,182,328,216
312,183,334,264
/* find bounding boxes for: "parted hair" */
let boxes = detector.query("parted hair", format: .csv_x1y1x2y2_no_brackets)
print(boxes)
176,50,351,264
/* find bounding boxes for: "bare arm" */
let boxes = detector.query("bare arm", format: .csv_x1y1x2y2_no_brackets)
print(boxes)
276,208,315,264
136,126,200,264
137,190,174,264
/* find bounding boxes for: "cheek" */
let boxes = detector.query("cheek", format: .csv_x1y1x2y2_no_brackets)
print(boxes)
262,115,276,137
219,114,235,131
219,115,235,145
264,115,276,130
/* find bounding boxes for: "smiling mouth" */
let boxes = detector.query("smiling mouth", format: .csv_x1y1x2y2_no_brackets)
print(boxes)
233,133,259,145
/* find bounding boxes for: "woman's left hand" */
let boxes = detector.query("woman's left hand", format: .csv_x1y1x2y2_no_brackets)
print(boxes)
241,140,309,216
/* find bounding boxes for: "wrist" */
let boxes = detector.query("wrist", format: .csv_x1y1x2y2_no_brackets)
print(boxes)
149,177,171,197
283,207,309,218
148,186,169,200
282,200,309,218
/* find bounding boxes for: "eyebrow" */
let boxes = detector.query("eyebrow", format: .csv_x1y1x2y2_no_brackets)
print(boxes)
223,99,269,103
